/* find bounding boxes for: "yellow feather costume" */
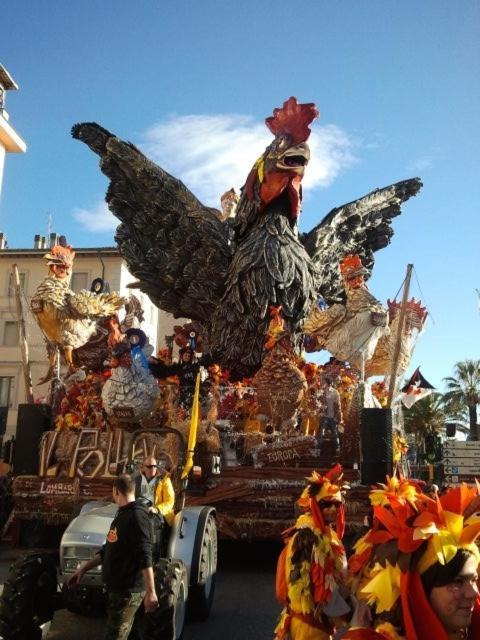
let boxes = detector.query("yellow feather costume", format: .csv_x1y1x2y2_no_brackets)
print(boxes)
274,466,349,640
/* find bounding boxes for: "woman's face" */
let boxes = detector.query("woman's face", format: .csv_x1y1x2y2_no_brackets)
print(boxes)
429,553,479,633
320,501,338,525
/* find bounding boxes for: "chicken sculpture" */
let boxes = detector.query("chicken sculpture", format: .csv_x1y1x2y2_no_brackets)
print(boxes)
303,254,389,363
31,243,126,383
72,97,422,378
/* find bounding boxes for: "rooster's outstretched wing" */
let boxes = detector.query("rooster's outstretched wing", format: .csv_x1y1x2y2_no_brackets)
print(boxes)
72,123,232,321
66,290,126,319
301,178,422,302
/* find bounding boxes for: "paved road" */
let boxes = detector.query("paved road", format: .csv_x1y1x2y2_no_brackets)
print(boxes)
0,541,282,640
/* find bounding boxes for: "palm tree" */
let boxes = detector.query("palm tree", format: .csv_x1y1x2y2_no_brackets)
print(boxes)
403,393,446,471
403,392,446,442
443,359,480,441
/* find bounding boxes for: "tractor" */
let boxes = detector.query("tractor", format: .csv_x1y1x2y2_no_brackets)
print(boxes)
0,426,217,640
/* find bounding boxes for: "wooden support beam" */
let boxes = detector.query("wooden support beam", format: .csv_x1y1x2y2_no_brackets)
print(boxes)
12,264,34,404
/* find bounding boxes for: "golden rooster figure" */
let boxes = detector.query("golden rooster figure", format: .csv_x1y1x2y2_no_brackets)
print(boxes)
31,243,126,384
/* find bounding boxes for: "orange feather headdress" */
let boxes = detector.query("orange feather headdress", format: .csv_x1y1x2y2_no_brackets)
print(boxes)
349,476,480,640
297,464,348,539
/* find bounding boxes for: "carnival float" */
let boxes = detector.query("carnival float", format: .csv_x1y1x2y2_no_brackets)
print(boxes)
5,97,427,543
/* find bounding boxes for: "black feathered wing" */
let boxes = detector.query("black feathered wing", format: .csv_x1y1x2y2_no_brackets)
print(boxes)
301,178,422,302
72,122,232,322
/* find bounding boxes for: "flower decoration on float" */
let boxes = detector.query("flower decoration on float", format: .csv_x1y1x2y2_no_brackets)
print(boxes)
264,305,289,350
371,381,388,407
393,431,409,464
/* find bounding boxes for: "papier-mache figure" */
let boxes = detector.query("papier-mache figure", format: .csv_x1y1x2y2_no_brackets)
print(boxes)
345,476,480,639
149,345,210,410
303,255,388,364
31,243,126,383
102,322,159,422
274,464,350,640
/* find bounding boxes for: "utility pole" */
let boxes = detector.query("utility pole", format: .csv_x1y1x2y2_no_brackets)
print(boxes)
12,264,34,403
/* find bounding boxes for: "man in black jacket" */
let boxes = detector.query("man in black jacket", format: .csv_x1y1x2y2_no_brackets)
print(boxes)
149,346,210,408
69,474,158,639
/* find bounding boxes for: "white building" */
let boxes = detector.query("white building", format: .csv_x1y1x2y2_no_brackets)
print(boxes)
0,234,179,437
0,64,26,201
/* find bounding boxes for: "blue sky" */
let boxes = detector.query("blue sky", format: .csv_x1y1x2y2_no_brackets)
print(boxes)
1,1,479,389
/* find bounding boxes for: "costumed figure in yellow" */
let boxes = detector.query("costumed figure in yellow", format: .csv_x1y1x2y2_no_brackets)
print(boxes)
274,464,350,640
344,476,480,640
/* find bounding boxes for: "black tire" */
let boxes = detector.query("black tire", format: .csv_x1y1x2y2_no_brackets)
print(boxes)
0,475,13,534
188,512,217,621
144,558,187,640
0,553,57,640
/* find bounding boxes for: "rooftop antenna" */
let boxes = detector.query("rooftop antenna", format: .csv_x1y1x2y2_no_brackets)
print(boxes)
46,211,53,237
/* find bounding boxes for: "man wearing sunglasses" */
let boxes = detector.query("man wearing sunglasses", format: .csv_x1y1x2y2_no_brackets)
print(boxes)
134,456,175,525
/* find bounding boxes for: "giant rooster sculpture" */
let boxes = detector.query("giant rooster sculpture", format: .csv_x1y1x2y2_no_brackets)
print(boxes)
72,97,422,378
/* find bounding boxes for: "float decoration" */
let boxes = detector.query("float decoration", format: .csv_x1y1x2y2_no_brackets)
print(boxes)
101,322,159,423
31,243,126,383
253,312,307,432
54,371,107,432
304,254,388,363
72,100,421,378
362,298,427,378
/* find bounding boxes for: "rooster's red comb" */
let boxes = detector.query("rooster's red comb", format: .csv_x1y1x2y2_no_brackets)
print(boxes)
265,97,319,144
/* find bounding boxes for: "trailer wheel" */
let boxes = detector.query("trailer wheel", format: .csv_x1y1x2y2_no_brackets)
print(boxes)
0,475,12,534
0,553,57,639
188,511,217,621
145,558,187,640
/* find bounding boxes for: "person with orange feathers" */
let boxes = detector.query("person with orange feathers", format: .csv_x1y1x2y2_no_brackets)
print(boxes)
274,464,350,640
344,476,480,640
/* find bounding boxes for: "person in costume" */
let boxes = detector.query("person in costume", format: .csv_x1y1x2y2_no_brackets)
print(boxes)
149,346,209,409
345,476,480,640
274,464,350,640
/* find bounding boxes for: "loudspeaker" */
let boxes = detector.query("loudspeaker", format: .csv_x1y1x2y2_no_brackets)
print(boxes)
446,423,457,438
360,408,393,485
13,404,52,475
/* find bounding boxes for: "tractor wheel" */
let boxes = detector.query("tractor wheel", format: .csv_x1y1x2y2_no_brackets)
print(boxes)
0,553,58,640
0,475,13,534
144,558,187,640
188,511,217,621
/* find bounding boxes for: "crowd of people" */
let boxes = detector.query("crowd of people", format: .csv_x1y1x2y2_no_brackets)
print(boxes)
274,467,480,640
